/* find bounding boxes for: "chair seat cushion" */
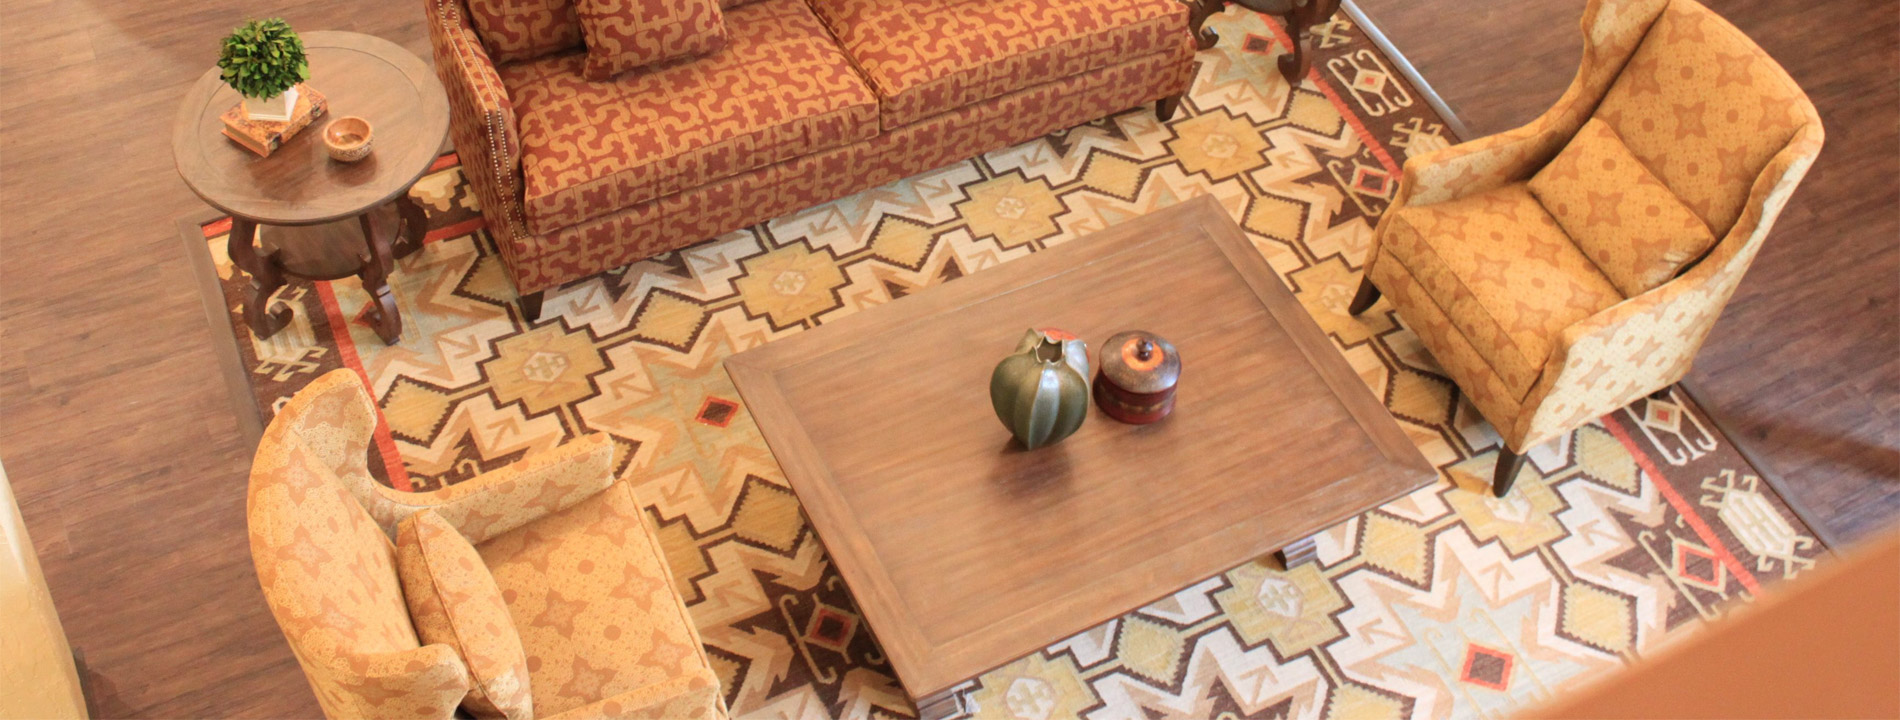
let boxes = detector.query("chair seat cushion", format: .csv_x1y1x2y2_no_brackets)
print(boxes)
1528,118,1717,297
397,511,534,720
477,481,711,717
501,0,880,235
1382,184,1625,398
807,0,1189,128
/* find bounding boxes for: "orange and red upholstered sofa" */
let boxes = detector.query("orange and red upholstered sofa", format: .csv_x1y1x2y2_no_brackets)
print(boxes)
425,0,1197,319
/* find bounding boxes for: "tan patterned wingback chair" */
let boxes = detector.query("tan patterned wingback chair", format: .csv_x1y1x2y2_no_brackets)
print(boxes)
1348,0,1823,495
249,370,725,719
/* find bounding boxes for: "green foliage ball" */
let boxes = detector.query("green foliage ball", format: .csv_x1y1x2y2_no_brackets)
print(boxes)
218,18,310,100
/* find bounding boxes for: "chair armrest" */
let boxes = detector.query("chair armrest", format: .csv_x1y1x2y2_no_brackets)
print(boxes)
360,434,618,544
423,0,529,258
545,669,726,720
1509,122,1823,447
325,644,471,720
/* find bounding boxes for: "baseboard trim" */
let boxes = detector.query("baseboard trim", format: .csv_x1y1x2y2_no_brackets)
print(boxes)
1340,0,1474,142
177,212,267,448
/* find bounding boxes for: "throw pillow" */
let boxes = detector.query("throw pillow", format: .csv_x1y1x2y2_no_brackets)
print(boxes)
1529,118,1717,297
466,0,585,64
576,0,728,81
397,511,533,720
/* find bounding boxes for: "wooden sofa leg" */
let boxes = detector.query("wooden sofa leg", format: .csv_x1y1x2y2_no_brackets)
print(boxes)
1492,445,1527,497
1156,94,1184,122
1347,275,1381,315
519,290,545,323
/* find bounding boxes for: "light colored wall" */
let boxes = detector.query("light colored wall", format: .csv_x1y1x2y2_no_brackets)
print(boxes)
0,459,88,720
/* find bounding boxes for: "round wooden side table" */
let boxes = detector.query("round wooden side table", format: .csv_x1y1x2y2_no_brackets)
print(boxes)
172,31,449,345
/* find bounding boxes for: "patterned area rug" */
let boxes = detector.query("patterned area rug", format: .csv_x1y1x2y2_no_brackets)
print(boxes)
196,8,1826,719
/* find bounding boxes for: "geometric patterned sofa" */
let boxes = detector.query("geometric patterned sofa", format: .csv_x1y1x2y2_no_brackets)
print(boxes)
1348,0,1823,495
247,369,723,718
424,0,1199,320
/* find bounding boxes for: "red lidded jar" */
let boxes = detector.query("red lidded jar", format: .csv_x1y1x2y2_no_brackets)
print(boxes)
1093,330,1180,424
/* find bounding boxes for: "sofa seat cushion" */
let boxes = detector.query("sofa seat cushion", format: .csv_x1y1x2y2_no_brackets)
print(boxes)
808,0,1189,128
1381,184,1625,399
501,0,880,235
477,481,711,717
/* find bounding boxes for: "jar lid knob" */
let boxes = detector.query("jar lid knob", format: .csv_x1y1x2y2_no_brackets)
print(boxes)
1135,338,1154,361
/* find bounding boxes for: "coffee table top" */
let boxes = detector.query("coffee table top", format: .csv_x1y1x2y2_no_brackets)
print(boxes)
725,196,1434,698
171,31,448,225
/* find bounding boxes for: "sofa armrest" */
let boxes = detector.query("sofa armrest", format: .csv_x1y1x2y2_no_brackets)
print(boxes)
545,669,727,720
361,434,618,544
1509,121,1823,447
423,0,529,261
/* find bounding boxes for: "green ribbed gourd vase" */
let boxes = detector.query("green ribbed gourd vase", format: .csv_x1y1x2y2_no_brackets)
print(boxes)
989,328,1090,449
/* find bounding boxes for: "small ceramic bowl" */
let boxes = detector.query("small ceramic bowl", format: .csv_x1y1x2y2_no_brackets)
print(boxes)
323,117,373,162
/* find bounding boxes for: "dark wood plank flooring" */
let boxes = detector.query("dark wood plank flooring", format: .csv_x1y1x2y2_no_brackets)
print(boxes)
0,0,1891,716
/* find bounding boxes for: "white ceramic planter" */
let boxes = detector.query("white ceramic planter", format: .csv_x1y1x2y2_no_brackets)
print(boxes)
243,86,299,123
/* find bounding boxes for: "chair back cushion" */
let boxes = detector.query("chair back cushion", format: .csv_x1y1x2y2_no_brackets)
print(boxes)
1591,0,1813,238
576,0,728,81
398,511,534,719
1530,118,1716,296
248,370,469,718
465,0,585,64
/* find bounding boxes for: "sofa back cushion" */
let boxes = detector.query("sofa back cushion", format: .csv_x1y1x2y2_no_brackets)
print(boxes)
1529,118,1716,297
466,0,585,63
576,0,728,81
1590,0,1813,238
464,0,750,66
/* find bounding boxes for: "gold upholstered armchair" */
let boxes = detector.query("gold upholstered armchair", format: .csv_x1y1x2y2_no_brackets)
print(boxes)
247,369,726,719
1348,0,1822,495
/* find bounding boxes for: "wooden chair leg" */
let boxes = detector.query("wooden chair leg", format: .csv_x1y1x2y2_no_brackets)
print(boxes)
1156,93,1184,122
1492,445,1527,497
519,290,545,323
1347,275,1381,315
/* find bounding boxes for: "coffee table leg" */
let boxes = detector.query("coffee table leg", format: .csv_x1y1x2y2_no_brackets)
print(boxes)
915,690,966,720
392,192,428,260
1275,535,1319,569
359,211,404,345
226,217,292,340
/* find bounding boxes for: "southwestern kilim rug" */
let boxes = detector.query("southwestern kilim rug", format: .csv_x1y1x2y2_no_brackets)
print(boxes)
195,7,1827,720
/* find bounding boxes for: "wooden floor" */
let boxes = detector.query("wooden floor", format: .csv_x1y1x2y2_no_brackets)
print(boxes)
0,0,1890,716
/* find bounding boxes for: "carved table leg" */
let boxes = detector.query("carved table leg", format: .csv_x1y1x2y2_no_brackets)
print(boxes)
392,192,429,260
1278,0,1342,84
1275,535,1319,569
226,217,292,339
1183,0,1229,50
359,211,404,345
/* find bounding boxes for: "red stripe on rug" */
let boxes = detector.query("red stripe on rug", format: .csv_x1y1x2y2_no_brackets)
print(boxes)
314,280,413,492
202,217,232,238
429,152,460,173
426,216,486,244
1260,16,1403,177
1604,413,1761,594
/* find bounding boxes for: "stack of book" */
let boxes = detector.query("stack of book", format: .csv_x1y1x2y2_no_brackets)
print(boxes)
219,84,328,158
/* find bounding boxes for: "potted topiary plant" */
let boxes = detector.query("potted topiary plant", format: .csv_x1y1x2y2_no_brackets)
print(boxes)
218,18,310,123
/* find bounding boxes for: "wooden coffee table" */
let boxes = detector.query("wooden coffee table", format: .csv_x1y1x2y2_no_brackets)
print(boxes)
725,196,1433,716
